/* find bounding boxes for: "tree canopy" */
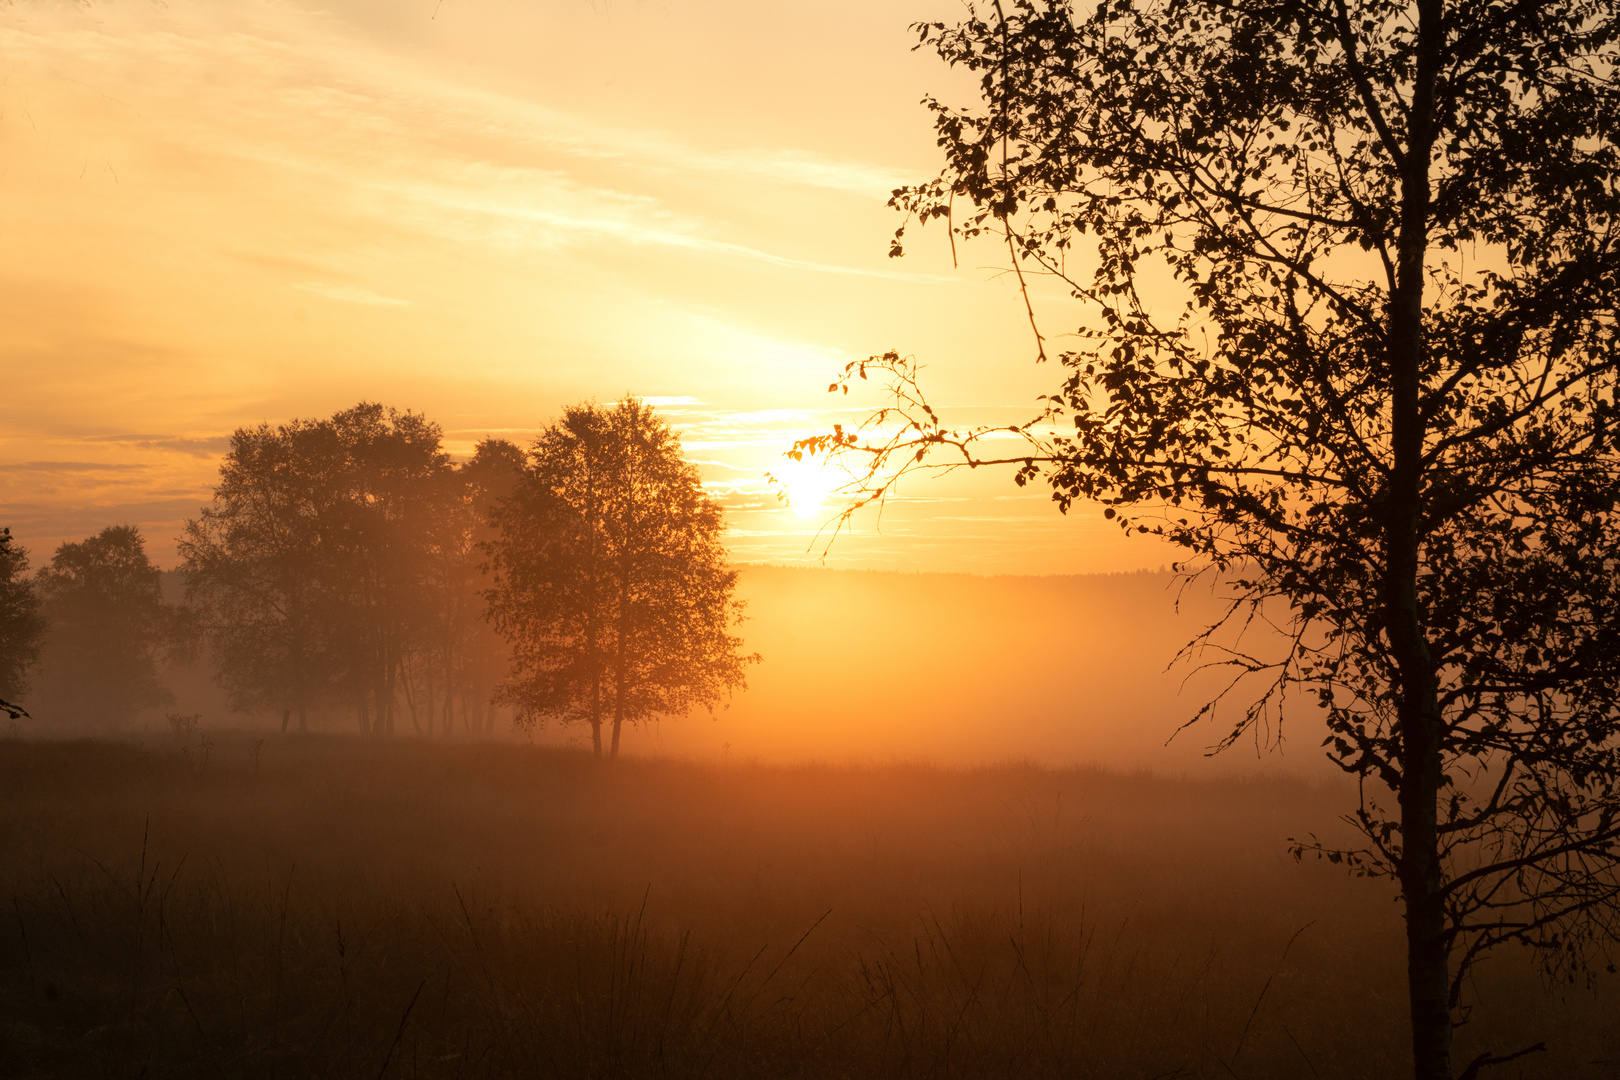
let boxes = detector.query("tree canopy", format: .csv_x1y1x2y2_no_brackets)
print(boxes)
487,398,756,759
0,528,46,720
182,403,521,736
411,437,528,738
34,525,174,727
181,412,350,729
797,2,1620,1077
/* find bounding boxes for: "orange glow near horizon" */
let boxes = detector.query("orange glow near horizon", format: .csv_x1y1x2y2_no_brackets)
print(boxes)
0,0,1171,577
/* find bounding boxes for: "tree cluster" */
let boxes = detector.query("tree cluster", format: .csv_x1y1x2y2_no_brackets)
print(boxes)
0,528,47,720
1,399,750,749
0,525,176,727
174,397,752,751
485,399,756,758
181,403,523,736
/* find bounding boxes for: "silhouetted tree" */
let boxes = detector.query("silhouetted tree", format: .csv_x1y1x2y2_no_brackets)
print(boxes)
798,4,1620,1077
487,398,756,758
0,528,47,719
36,526,173,726
402,438,525,736
322,404,451,735
456,439,527,735
183,403,454,735
181,417,347,731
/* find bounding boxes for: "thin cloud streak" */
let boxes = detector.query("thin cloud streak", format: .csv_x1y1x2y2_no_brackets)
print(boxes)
3,6,926,283
4,461,151,473
295,282,412,307
79,434,232,457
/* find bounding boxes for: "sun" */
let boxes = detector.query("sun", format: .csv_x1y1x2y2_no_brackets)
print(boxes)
773,457,837,520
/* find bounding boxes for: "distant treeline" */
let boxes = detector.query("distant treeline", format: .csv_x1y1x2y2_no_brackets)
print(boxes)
0,399,751,750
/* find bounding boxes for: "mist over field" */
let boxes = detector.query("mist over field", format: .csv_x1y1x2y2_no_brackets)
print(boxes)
26,565,1290,774
711,567,1275,771
4,565,1616,1078
2,735,1613,1080
7,0,1620,1074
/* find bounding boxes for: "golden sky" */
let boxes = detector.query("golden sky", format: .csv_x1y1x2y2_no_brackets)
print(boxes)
1,0,1167,574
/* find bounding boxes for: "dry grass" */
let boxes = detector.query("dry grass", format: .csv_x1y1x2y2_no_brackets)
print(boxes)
0,735,1614,1078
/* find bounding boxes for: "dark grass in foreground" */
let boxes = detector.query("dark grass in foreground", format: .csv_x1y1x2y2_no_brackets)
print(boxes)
0,737,1614,1079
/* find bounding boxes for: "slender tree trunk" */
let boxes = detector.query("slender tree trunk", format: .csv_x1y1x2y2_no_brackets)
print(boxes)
381,640,397,736
587,459,604,758
588,619,602,757
611,443,634,761
1386,6,1448,1076
425,665,435,736
612,577,627,759
401,657,423,735
590,682,602,755
291,615,309,735
281,708,290,734
611,663,624,759
444,638,456,738
1400,717,1451,1080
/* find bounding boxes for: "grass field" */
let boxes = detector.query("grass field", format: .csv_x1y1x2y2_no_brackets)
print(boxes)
0,735,1614,1078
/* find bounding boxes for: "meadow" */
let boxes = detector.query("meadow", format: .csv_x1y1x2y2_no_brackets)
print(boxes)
1,735,1614,1079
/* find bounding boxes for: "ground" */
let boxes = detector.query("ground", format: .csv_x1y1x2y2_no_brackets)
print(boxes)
0,735,1613,1078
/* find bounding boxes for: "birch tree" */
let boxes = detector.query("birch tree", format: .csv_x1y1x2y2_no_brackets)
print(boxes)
797,3,1620,1076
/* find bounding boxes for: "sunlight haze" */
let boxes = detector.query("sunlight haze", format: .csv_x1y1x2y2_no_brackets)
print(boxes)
0,0,1156,574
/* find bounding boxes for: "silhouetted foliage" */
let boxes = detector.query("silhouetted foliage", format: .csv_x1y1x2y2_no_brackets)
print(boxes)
183,404,515,735
798,3,1620,1077
0,528,46,719
35,526,174,726
404,437,526,737
444,438,527,735
320,403,453,735
487,398,756,758
181,415,349,730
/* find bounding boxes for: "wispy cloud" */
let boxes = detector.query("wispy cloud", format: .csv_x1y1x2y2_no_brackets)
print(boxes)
80,434,230,458
0,498,205,533
372,168,948,282
5,461,149,473
5,6,924,284
295,282,411,307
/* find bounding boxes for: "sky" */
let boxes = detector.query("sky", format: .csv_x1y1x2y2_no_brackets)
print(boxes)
0,0,1173,575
